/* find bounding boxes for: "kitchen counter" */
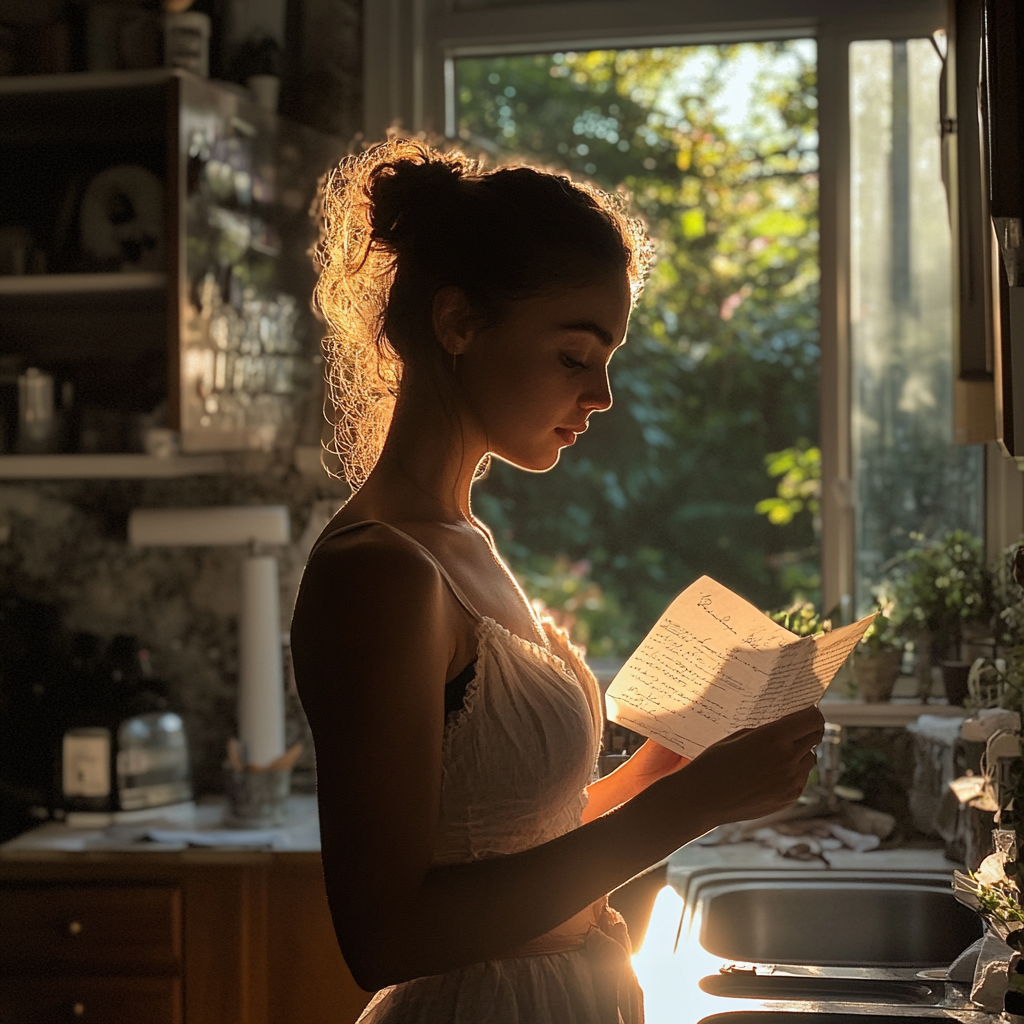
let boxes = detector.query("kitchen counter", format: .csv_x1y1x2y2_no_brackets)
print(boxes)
0,795,372,1024
1,816,981,1024
0,795,322,861
667,838,960,886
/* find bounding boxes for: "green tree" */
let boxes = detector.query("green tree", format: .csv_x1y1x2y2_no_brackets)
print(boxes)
756,441,821,599
458,43,820,653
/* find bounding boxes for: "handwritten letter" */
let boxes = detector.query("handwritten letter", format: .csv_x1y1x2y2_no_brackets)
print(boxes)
605,576,874,759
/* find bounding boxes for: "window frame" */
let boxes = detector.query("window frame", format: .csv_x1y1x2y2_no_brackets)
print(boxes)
364,0,960,615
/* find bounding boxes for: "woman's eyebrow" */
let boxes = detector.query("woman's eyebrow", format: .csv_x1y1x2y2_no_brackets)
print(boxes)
557,320,616,347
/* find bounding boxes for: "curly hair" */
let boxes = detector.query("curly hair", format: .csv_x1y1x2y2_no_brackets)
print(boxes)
314,137,653,488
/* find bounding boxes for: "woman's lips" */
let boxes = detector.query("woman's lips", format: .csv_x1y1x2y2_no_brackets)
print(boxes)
554,427,578,445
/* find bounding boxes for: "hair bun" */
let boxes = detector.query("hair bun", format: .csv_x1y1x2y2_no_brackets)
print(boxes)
369,141,471,249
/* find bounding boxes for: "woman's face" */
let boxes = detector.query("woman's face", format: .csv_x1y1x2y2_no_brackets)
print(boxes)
454,273,632,472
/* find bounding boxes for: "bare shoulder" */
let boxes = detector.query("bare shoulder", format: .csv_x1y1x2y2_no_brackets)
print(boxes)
294,523,446,632
290,524,455,708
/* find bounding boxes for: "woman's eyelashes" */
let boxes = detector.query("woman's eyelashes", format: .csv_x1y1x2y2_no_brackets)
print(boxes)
559,353,589,370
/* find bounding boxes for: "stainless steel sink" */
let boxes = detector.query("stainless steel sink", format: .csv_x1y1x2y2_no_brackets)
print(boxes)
697,1014,952,1024
699,973,944,1005
694,876,982,968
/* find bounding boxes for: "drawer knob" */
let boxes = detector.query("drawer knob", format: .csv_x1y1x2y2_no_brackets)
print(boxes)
73,1003,85,1016
68,920,83,936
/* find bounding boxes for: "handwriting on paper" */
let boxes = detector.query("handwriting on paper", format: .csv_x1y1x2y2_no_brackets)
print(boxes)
605,576,874,759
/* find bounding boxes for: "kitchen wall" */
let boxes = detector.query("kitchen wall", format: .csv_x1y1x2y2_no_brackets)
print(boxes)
0,468,348,793
1,0,362,795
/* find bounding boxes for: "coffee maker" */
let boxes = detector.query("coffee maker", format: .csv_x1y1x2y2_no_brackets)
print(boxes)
57,634,192,819
0,599,192,837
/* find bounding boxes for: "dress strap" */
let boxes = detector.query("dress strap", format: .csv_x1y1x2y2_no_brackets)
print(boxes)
312,520,484,622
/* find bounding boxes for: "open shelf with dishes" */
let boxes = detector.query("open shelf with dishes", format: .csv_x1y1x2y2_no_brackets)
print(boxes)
0,69,343,471
0,272,167,296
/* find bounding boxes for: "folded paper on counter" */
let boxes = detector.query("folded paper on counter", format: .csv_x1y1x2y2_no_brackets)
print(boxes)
605,576,874,760
146,828,282,847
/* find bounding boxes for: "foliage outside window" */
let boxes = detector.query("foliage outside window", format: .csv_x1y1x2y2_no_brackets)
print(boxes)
849,40,984,616
457,43,821,655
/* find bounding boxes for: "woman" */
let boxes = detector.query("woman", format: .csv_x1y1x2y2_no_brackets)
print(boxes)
290,138,825,1024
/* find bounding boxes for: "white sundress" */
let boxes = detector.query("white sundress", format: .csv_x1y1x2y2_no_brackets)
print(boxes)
310,520,644,1024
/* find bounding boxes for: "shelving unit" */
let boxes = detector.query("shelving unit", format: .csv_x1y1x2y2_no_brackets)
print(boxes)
0,454,227,479
0,69,343,462
0,273,166,297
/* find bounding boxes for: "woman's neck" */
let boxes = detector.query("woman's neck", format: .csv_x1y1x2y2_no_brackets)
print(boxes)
359,378,485,525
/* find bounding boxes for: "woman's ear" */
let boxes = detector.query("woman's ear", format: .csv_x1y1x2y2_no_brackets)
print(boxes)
432,286,475,358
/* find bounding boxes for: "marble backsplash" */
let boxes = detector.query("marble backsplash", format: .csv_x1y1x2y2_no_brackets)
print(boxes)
0,460,349,794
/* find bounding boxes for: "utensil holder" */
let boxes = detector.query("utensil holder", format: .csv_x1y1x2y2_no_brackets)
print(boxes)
223,766,290,827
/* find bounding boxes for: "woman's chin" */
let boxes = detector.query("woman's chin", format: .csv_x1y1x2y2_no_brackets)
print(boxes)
492,445,563,474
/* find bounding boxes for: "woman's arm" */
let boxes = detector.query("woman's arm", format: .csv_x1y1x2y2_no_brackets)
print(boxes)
292,536,824,992
582,741,690,822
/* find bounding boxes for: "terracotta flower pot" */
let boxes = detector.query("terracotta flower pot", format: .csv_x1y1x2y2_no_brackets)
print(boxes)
854,649,902,702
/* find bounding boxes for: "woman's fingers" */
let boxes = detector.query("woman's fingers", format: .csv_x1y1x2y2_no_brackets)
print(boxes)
762,706,825,750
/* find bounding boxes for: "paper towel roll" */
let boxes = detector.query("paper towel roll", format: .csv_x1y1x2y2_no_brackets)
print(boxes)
238,554,286,767
129,506,290,548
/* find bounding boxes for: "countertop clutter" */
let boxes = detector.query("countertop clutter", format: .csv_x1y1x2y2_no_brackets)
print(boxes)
0,794,322,857
0,796,373,1024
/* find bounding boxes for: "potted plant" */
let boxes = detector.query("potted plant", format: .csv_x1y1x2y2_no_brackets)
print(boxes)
889,531,994,705
768,600,830,637
853,611,903,702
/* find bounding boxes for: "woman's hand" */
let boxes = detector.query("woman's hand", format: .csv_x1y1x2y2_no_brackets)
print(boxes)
657,706,825,832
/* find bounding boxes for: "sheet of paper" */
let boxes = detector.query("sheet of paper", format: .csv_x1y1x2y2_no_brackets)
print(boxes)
742,617,876,730
604,576,874,759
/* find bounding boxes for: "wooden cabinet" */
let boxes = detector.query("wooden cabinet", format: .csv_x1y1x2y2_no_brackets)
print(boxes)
1,885,182,975
0,853,372,1024
0,977,182,1024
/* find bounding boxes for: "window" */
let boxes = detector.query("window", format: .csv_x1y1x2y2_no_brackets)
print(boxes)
365,1,995,635
457,43,821,654
849,39,984,613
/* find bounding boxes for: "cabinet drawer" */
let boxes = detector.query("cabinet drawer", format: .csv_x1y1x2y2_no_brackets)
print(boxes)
0,976,181,1024
0,886,181,974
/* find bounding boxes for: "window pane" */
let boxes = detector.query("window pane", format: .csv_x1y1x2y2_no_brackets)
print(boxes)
850,40,984,615
457,44,820,654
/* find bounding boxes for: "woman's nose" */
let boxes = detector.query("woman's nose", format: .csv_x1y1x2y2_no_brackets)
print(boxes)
580,367,613,412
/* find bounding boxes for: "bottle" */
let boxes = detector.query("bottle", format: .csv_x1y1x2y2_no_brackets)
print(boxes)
17,367,56,454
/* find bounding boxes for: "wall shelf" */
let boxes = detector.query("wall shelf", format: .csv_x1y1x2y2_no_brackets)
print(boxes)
0,273,166,297
820,698,964,729
0,454,227,479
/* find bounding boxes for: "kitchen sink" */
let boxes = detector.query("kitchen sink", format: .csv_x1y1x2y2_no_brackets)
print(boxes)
697,1015,954,1024
699,974,944,1005
693,876,982,967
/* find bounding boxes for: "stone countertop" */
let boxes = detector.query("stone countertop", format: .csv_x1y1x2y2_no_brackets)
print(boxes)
0,795,321,861
667,839,961,889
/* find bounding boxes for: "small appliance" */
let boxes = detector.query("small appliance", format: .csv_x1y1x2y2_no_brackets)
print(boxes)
58,634,193,819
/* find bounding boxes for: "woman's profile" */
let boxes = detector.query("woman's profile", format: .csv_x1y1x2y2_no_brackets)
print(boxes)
290,137,825,1023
